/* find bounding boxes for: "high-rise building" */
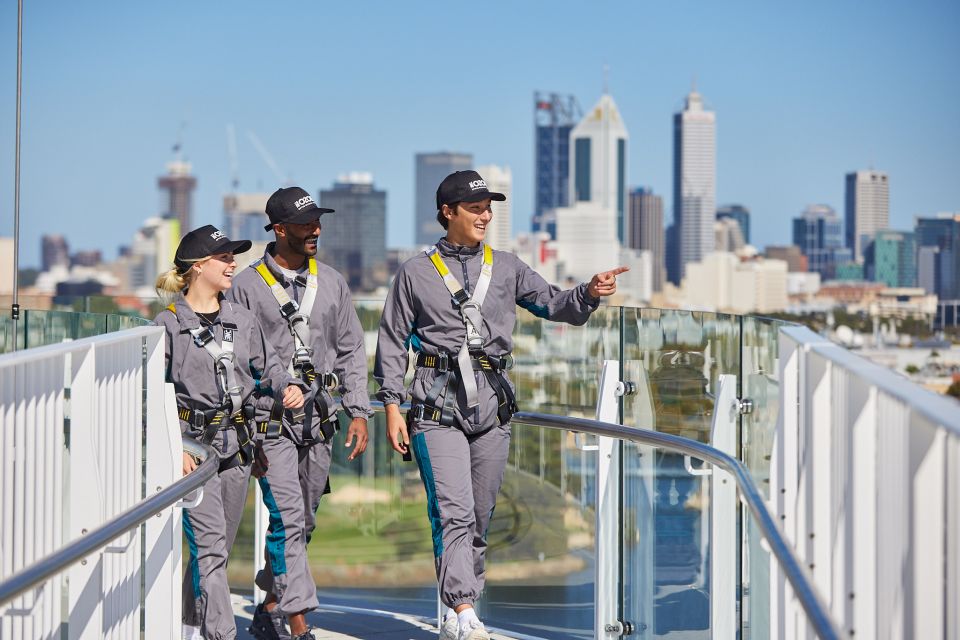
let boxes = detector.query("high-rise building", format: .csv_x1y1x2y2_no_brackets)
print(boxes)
319,172,388,292
569,93,629,243
533,92,580,239
41,234,70,271
715,217,746,253
866,230,915,288
474,164,512,249
791,204,851,279
765,245,807,273
628,188,665,292
157,160,197,237
915,213,960,299
223,192,272,243
672,89,716,284
845,170,889,262
716,204,750,244
415,152,472,247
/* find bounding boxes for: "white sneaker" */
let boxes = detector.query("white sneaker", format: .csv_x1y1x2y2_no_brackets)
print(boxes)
439,614,459,640
182,624,202,640
458,618,490,640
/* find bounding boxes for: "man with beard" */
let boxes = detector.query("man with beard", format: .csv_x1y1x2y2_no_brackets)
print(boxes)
227,186,371,640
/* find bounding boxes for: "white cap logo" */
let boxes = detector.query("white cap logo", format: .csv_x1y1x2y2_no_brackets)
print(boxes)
210,230,226,241
468,179,487,191
294,196,316,211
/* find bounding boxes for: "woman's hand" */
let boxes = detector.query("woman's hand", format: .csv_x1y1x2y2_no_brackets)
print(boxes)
182,452,197,476
282,385,305,409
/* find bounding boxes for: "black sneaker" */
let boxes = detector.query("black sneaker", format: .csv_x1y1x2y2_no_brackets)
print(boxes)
248,602,291,640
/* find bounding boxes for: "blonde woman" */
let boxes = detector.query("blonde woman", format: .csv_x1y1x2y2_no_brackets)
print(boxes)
155,225,305,640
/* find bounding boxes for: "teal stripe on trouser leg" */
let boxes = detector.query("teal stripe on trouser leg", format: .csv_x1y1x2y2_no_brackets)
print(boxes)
182,511,201,598
412,432,444,558
257,476,288,575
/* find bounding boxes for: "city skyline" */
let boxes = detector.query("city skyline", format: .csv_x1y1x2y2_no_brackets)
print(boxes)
0,1,958,268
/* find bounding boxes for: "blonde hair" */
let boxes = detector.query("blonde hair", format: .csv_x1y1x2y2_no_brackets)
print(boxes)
154,257,210,296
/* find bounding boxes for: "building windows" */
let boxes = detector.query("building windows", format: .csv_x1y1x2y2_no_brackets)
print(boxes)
575,137,591,202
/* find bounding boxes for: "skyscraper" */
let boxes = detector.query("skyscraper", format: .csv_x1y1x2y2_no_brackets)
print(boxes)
41,234,70,271
415,152,472,247
672,89,716,284
867,230,915,288
474,164,512,249
223,192,272,243
716,204,750,244
157,160,197,237
791,204,851,279
915,213,960,299
628,187,665,292
319,172,388,292
569,93,629,243
845,170,889,262
533,92,580,239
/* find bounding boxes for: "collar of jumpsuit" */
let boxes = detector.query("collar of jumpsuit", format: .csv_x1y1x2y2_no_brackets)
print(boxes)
436,236,483,257
170,294,237,332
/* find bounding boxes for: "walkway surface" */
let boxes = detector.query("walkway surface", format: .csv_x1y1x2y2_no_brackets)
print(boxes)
231,594,521,640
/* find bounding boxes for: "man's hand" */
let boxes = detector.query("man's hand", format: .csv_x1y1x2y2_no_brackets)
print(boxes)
251,444,269,478
344,417,369,461
282,385,304,409
587,266,629,299
385,404,410,456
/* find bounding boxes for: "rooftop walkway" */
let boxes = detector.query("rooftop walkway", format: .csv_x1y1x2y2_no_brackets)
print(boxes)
231,594,520,640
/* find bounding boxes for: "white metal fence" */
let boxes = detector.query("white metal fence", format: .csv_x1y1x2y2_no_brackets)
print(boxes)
774,324,960,640
0,326,184,640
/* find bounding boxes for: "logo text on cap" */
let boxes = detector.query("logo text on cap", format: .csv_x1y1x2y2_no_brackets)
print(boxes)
294,196,316,211
210,230,226,241
468,180,487,190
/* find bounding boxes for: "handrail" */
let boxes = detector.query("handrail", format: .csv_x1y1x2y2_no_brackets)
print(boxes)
0,437,217,608
509,411,844,640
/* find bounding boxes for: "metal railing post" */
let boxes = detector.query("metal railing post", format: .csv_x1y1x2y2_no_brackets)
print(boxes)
594,360,621,639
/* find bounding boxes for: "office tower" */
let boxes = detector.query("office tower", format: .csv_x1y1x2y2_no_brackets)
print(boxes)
915,213,960,299
223,192,272,243
867,230,915,288
415,152,473,247
845,170,889,262
474,164,512,249
157,160,196,237
41,234,70,271
533,92,580,238
319,173,388,292
672,89,716,283
715,217,746,253
665,223,679,286
628,188,665,291
569,92,629,243
70,250,102,268
765,245,807,272
716,204,750,244
791,204,851,279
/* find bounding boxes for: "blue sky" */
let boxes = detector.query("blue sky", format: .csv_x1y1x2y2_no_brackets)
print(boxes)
0,0,958,268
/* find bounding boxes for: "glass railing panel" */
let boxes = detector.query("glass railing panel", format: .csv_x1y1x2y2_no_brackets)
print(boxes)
739,316,785,640
477,306,620,638
620,308,741,638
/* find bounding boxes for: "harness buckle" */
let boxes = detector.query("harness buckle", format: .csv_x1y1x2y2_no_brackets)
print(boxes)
192,326,216,348
279,301,299,319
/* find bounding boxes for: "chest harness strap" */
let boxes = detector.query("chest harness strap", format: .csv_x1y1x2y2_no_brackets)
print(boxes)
426,243,493,409
168,303,253,464
253,259,339,443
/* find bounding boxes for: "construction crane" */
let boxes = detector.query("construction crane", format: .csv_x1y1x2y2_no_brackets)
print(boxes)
225,123,240,191
246,130,292,187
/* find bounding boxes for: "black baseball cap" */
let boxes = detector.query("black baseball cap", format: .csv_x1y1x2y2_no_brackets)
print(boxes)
174,225,252,273
264,186,335,231
435,170,506,209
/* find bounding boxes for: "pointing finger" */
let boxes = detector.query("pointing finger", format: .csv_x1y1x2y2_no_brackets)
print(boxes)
604,266,630,277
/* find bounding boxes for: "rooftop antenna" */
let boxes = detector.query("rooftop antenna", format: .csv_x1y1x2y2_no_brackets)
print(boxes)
172,120,187,161
603,64,610,94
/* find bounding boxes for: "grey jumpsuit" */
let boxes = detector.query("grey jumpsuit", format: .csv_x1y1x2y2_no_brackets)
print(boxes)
374,238,599,608
155,297,297,640
226,245,373,616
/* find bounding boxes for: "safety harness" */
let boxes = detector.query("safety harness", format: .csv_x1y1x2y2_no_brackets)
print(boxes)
168,303,254,470
409,244,517,427
253,257,339,443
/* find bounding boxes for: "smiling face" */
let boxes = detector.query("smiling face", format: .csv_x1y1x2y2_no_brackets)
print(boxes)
442,198,492,247
192,252,237,293
274,219,321,267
